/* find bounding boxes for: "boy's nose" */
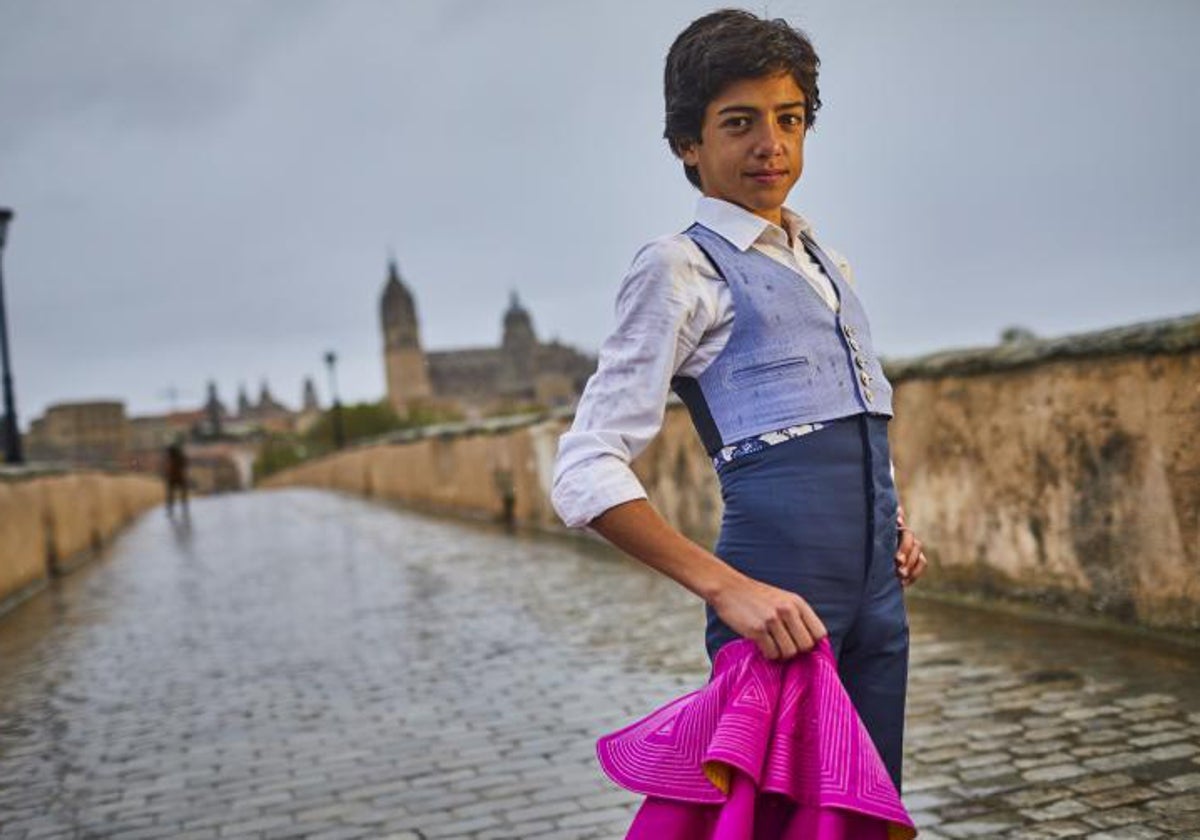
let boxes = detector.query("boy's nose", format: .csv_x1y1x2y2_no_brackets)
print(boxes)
752,123,786,157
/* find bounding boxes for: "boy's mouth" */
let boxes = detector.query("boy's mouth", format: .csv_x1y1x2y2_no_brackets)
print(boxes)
746,169,788,184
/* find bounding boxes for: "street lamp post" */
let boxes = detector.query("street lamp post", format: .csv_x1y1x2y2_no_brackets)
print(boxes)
324,350,345,449
0,207,23,465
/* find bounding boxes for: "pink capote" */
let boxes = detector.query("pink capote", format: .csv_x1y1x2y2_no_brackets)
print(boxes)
596,637,918,840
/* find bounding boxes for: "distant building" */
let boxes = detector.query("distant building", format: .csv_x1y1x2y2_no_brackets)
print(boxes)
380,259,596,418
234,380,293,434
200,379,318,437
23,373,324,485
127,379,319,491
294,376,323,435
129,409,205,460
25,400,129,467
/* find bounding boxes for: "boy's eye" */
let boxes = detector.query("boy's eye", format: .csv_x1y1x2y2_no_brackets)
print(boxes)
780,113,805,127
722,117,751,129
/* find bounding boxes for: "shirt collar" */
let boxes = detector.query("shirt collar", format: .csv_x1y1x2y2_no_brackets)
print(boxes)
693,195,813,252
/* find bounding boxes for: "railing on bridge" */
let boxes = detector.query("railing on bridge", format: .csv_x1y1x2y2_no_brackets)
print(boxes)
0,464,164,614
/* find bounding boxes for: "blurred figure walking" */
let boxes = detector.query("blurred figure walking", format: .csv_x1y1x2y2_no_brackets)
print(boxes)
163,437,189,517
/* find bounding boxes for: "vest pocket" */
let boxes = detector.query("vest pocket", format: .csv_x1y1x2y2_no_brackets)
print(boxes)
725,355,810,389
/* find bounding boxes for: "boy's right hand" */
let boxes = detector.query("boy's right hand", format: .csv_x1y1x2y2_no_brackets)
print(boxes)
584,499,827,661
709,572,827,661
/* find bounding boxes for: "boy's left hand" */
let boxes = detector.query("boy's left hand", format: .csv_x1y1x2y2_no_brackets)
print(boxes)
895,504,928,587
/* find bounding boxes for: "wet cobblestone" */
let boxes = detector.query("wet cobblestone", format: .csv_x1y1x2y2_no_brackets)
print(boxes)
1,489,1199,838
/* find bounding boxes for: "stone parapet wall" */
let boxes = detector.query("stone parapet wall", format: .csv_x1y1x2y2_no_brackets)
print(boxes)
261,413,572,531
262,314,1200,633
0,467,164,612
888,331,1198,630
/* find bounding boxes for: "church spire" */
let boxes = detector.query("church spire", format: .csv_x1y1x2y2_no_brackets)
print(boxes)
387,248,401,285
302,377,320,412
381,252,421,350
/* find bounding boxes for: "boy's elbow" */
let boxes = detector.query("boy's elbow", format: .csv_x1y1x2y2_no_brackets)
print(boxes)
549,479,589,530
551,457,641,531
549,457,585,529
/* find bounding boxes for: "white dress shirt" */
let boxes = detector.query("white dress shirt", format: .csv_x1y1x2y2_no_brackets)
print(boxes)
550,196,860,531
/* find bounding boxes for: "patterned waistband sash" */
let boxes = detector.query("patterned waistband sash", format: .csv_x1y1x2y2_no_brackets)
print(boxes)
711,422,827,470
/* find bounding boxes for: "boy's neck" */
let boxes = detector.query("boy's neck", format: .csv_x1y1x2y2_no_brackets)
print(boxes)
751,206,784,228
705,194,787,230
753,205,795,245
780,212,799,248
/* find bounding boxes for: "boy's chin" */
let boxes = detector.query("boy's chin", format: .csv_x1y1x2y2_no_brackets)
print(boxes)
745,183,795,204
744,192,792,214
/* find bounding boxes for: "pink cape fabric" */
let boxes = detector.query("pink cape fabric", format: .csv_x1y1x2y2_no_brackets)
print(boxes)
596,637,918,839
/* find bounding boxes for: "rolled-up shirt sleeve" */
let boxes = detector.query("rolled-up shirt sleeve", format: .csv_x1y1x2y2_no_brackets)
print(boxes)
551,237,710,530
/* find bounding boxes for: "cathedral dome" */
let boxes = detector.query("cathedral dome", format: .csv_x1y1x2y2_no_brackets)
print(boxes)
503,290,537,351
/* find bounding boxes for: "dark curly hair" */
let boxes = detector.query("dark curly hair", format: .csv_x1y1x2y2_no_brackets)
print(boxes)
664,8,822,190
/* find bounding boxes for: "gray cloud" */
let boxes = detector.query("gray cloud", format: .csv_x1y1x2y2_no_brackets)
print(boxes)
0,0,1197,427
0,2,321,152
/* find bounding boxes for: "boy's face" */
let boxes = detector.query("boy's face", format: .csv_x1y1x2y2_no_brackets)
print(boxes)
678,71,806,227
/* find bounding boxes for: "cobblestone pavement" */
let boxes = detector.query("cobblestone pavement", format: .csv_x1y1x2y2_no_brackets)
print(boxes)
1,489,1199,839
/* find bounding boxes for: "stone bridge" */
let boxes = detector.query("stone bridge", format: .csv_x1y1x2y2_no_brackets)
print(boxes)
1,489,1199,839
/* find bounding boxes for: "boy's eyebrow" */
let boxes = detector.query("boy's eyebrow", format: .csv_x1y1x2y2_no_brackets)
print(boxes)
716,100,808,115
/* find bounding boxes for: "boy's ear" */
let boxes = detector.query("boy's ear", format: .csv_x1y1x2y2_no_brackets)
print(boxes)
675,136,701,166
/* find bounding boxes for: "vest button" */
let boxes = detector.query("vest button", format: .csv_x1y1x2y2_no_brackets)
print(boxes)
859,370,873,386
854,355,868,369
848,337,862,352
842,323,854,337
864,388,875,402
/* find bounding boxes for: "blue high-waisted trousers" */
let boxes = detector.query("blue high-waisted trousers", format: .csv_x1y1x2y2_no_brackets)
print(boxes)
705,412,910,791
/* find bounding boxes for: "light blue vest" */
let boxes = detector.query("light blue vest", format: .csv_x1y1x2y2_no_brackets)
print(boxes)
670,222,894,456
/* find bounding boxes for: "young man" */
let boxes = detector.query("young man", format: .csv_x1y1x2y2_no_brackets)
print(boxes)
551,8,927,792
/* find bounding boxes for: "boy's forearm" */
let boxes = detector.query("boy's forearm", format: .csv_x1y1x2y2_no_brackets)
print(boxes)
588,498,741,604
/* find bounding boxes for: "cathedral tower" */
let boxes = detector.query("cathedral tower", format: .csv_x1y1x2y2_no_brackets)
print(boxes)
500,290,538,396
381,257,432,416
301,377,320,413
203,380,226,437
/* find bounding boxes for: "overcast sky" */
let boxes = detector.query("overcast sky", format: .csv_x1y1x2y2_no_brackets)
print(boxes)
1,0,1197,426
